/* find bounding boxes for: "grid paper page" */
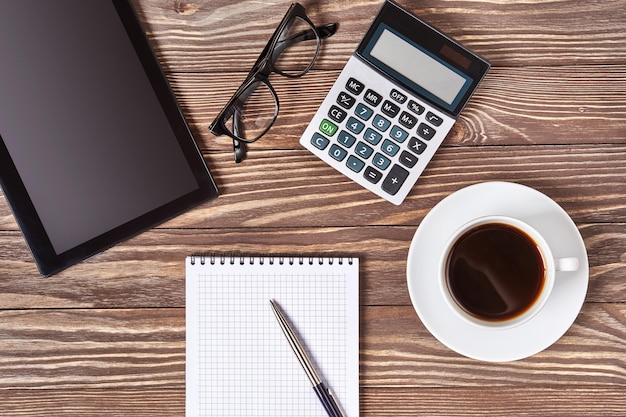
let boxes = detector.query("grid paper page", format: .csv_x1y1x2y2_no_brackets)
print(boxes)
186,256,359,417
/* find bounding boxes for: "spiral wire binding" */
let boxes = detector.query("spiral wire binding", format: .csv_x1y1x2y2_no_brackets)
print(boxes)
189,254,354,266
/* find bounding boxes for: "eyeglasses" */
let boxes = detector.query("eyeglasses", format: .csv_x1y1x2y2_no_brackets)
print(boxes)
209,3,337,163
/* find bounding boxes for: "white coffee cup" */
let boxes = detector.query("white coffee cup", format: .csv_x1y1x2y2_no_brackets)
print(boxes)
439,215,579,330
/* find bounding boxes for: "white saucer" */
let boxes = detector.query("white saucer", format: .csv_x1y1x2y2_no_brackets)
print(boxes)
406,182,589,362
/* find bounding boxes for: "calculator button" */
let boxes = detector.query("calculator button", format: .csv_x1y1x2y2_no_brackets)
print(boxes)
329,144,348,161
364,89,383,107
364,166,383,184
311,133,330,150
346,78,364,95
381,139,400,157
398,111,417,129
399,150,418,168
346,117,365,134
390,89,407,104
328,105,347,123
381,100,400,118
355,103,373,121
355,141,374,159
319,119,338,136
425,111,444,126
336,92,356,109
337,130,356,148
408,136,427,155
382,164,409,196
372,114,391,132
417,123,436,140
363,128,382,145
372,153,391,170
389,125,408,143
346,155,365,173
407,100,425,115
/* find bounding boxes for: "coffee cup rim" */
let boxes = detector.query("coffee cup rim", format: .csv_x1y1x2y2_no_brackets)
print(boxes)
438,215,556,330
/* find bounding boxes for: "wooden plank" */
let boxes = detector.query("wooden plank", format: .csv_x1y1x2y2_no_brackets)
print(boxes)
360,305,626,387
0,223,624,308
1,387,625,416
0,390,184,416
132,0,626,69
360,387,626,416
2,143,626,232
166,65,626,150
0,305,624,390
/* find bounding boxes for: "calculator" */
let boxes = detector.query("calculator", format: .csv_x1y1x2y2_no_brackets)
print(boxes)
299,0,490,205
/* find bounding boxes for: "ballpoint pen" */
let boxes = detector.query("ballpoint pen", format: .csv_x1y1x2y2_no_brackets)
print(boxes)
269,299,346,417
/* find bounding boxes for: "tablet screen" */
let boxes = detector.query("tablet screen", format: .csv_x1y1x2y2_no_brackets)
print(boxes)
0,0,218,275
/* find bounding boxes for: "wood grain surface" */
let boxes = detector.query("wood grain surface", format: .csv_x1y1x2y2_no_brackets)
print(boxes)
1,0,625,415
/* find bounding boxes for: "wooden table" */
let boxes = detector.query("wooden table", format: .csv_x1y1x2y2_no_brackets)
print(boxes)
1,0,626,415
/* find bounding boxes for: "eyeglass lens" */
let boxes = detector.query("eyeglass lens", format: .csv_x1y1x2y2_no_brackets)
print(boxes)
272,16,320,76
224,16,320,142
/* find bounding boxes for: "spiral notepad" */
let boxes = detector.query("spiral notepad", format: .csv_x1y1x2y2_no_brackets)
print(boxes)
185,255,359,417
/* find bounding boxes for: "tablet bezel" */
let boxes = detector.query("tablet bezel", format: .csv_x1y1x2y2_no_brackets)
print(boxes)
0,0,219,276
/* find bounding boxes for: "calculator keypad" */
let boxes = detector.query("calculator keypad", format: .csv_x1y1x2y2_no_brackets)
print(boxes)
299,57,455,205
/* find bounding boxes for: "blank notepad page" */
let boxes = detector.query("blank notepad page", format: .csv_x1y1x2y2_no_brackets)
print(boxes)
185,256,359,417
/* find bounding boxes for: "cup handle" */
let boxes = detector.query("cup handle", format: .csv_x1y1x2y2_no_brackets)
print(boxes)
555,257,579,272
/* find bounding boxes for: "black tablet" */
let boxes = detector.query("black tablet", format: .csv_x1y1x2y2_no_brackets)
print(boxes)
0,0,219,276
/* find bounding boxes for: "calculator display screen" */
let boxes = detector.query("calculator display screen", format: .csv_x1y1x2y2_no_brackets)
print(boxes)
363,24,471,112
357,1,490,116
369,27,469,106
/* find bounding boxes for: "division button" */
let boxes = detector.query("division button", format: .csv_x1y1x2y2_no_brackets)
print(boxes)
382,164,409,196
416,122,436,140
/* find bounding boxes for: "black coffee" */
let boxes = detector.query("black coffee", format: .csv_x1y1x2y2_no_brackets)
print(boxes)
445,222,546,322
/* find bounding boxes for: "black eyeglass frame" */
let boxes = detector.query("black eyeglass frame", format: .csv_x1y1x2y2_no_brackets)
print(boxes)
208,2,337,162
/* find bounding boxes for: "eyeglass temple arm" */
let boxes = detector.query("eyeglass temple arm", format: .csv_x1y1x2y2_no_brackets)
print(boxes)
232,111,247,163
271,23,337,63
276,23,337,49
